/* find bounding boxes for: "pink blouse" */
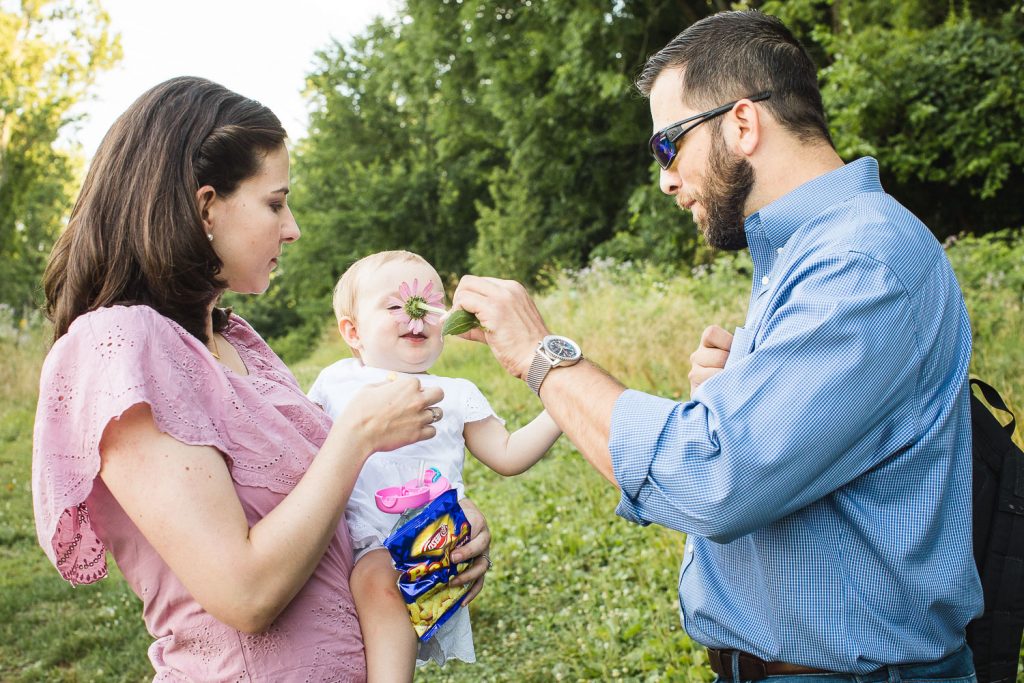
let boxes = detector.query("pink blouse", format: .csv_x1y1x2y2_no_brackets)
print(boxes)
32,305,366,682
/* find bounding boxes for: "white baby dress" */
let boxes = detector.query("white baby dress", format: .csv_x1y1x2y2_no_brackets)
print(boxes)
308,358,501,666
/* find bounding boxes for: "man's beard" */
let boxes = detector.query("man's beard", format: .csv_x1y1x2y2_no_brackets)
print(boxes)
690,132,755,251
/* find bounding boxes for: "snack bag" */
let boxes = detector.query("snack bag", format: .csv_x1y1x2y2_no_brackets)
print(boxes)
382,488,472,641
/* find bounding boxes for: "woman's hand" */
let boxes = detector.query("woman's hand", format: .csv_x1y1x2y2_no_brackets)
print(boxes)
450,497,492,604
333,375,444,457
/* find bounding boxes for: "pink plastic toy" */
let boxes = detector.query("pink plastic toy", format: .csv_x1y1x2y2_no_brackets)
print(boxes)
375,466,451,514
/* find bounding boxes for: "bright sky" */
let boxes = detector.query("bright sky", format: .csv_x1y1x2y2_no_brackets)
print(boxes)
64,0,398,160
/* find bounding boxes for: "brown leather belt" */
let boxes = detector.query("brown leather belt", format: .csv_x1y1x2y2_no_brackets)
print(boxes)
706,648,832,680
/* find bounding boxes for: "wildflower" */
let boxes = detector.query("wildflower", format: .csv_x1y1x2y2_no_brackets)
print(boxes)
389,279,446,334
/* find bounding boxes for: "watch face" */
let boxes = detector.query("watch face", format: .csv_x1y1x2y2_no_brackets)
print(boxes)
545,336,579,360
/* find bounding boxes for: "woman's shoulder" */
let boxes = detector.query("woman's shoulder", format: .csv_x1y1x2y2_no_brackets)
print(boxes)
42,304,223,396
66,303,195,342
33,305,218,586
222,311,275,355
70,303,176,328
52,304,194,364
222,311,295,377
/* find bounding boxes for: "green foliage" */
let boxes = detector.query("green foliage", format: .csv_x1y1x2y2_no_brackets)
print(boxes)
766,0,1024,238
247,0,1024,353
828,13,1024,234
945,229,1024,410
592,165,711,269
0,0,120,314
251,0,693,345
466,1,680,283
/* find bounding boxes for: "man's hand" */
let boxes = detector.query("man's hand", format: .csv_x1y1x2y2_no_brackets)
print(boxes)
450,275,550,380
689,325,733,393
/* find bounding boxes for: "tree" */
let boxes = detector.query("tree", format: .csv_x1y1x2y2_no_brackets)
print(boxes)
254,0,1024,356
465,0,687,283
254,0,701,347
763,0,1024,237
233,4,505,356
0,0,120,313
237,0,529,352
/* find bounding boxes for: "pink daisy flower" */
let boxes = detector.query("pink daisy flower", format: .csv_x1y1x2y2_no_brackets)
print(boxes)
388,278,447,334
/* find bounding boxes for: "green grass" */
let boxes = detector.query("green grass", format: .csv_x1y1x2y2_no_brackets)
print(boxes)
1,232,1022,680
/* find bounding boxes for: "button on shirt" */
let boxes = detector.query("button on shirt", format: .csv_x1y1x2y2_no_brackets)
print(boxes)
609,158,982,673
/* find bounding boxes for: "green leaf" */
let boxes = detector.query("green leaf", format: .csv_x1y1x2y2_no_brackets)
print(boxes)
441,309,481,336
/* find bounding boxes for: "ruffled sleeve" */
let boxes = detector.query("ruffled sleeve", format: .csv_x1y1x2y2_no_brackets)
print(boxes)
459,379,502,424
32,305,239,585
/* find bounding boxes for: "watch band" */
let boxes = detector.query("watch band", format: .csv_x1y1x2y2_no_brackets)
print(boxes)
525,343,553,395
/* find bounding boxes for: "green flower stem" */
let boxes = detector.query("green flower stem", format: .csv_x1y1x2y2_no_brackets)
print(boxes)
412,300,448,316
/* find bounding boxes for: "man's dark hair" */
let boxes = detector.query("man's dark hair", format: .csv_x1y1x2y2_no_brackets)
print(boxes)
43,76,287,343
636,10,832,146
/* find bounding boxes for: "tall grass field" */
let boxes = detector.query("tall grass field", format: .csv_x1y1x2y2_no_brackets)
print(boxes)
1,233,1021,681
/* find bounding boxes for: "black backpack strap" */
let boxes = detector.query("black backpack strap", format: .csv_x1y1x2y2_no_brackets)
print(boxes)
970,379,1021,498
967,378,1024,683
971,378,1017,438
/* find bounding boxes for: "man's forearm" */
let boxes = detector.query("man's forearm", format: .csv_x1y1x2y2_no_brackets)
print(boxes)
537,359,625,486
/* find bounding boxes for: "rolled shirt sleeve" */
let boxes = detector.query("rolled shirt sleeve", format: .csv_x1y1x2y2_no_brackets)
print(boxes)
609,252,919,543
610,389,680,525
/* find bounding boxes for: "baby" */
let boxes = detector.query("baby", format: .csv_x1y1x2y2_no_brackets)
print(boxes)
308,250,561,680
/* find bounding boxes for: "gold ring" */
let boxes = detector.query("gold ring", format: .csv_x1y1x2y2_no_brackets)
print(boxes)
429,406,443,423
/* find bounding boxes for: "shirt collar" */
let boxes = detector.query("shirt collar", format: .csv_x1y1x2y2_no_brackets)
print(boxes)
745,157,883,255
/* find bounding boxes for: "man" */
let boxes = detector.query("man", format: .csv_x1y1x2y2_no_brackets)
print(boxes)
452,10,983,683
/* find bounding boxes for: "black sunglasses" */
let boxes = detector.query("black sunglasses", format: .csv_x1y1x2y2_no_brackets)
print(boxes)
648,92,771,170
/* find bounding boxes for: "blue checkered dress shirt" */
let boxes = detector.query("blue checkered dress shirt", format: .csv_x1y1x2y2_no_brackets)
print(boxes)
609,158,983,673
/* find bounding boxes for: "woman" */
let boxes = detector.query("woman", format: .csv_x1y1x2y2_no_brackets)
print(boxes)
31,76,491,681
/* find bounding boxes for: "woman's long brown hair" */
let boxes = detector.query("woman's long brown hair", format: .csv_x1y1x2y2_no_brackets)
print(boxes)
43,76,287,343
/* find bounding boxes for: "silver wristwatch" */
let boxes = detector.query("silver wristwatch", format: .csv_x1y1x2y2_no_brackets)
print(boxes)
525,335,582,394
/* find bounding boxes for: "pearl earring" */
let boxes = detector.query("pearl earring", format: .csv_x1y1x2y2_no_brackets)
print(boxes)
207,233,214,242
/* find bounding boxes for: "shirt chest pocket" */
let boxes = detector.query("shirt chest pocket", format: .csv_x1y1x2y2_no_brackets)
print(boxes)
724,326,756,369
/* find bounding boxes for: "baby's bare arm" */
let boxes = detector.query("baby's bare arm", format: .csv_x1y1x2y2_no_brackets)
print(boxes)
464,411,561,476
